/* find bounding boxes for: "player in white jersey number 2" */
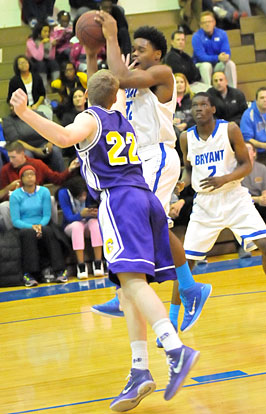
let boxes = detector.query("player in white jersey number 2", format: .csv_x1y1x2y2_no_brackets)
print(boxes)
180,92,266,271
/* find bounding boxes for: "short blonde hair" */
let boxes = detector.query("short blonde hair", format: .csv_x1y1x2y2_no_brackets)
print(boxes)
87,70,120,108
200,11,215,21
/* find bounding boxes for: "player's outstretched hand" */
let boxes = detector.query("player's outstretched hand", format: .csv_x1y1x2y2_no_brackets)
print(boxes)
200,176,227,191
95,10,118,40
10,89,28,117
121,54,137,70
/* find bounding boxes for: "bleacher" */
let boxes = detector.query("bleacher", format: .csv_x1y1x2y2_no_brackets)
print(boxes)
0,11,266,256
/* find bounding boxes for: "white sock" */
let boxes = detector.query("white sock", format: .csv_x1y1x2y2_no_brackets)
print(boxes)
152,318,183,351
131,340,149,370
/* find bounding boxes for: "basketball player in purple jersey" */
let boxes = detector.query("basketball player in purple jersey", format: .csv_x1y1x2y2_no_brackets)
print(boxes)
180,92,266,270
11,70,199,411
88,11,211,335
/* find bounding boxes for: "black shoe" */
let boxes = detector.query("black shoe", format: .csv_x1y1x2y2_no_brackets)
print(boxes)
55,270,68,283
23,273,38,287
92,260,104,277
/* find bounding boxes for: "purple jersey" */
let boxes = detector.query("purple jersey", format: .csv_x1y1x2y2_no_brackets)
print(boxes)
75,106,149,193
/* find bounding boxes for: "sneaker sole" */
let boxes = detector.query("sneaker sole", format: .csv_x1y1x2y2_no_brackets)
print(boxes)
91,307,124,318
181,284,212,332
110,381,156,412
164,350,200,401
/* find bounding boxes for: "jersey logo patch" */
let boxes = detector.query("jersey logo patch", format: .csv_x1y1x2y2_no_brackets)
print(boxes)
106,238,114,254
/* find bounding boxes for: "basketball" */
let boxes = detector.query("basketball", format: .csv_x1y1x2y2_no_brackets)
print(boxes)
75,11,105,49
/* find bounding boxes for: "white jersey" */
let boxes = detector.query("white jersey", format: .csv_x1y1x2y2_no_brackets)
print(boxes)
187,120,241,194
125,74,177,160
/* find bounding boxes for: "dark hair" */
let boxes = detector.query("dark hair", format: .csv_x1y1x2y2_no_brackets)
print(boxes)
60,61,77,82
13,55,32,76
256,87,266,100
171,30,185,40
61,176,87,199
57,10,71,22
70,86,86,102
31,21,51,40
134,26,167,59
192,92,216,107
6,141,25,153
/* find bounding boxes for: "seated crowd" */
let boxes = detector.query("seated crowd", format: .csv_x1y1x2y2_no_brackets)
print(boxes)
1,2,266,286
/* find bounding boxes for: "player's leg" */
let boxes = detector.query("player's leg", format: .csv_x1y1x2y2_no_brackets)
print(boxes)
109,275,156,412
229,186,266,274
110,272,200,411
253,238,266,273
168,229,212,333
148,146,211,334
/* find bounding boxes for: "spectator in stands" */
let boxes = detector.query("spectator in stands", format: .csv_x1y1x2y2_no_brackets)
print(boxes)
61,87,87,127
232,0,266,16
235,140,266,258
99,0,131,57
178,0,202,33
192,11,237,87
164,30,208,93
241,142,266,221
0,126,8,174
2,104,65,172
240,87,266,165
170,185,195,229
210,0,247,25
21,0,56,29
7,55,53,120
0,140,79,231
10,164,67,287
207,71,247,125
26,22,60,89
51,61,87,118
0,141,79,198
51,10,73,64
173,73,195,164
57,175,104,279
61,87,87,158
68,0,100,20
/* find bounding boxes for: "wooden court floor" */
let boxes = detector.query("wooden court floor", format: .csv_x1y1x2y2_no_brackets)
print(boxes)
0,253,266,414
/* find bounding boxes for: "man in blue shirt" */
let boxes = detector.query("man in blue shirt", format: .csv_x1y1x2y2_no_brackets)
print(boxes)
192,11,237,88
240,87,266,165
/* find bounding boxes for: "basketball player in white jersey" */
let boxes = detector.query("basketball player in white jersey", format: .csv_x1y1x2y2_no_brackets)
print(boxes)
180,92,266,269
87,12,212,335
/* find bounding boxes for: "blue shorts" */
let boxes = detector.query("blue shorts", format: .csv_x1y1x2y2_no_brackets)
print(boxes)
98,186,176,286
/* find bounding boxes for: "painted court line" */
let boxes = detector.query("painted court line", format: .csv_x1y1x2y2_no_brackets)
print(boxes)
8,371,266,413
0,256,263,304
1,288,266,326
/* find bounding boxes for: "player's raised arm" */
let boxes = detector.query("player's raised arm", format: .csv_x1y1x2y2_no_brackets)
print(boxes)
10,89,97,148
111,89,126,117
180,131,192,187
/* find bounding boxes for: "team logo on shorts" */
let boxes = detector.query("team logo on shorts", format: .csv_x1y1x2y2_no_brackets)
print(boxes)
106,238,114,254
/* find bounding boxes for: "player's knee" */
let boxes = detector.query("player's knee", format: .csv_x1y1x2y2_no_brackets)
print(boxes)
254,238,266,254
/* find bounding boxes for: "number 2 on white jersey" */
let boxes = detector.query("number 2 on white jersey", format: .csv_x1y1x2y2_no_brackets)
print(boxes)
208,165,216,177
106,131,140,166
